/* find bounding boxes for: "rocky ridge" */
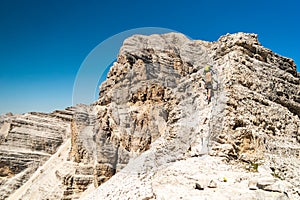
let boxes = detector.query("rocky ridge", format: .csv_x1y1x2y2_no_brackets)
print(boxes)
0,108,74,199
0,32,299,199
83,32,300,199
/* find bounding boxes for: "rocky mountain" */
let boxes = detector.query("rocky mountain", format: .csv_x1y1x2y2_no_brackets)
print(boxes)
0,32,299,200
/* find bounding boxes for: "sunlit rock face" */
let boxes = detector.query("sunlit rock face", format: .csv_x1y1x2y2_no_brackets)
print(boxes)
1,32,299,200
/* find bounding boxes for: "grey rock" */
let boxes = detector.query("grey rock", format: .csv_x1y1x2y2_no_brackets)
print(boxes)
248,179,258,190
195,183,204,190
208,180,217,188
1,32,300,200
257,177,276,189
85,32,299,199
0,107,76,200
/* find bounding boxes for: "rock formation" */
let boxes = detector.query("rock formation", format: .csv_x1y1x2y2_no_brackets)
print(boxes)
0,108,74,199
0,32,299,199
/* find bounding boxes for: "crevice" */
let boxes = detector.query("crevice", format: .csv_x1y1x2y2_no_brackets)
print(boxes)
112,145,120,175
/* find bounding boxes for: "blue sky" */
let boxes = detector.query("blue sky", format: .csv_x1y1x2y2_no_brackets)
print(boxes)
0,0,299,114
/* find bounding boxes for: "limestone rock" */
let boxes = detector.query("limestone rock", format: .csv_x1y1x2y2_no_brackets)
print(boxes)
1,32,299,200
257,177,277,189
208,180,217,188
195,182,204,190
0,107,75,200
84,32,299,200
248,179,258,190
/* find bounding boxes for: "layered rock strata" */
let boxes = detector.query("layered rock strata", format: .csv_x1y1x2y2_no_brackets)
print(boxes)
0,32,299,199
0,107,75,199
85,32,299,199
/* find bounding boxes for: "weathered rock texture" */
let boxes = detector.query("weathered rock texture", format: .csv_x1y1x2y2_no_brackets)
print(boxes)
209,33,300,188
81,33,299,199
0,108,74,199
1,32,299,200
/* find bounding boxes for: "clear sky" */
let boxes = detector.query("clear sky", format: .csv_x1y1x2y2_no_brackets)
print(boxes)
1,0,299,114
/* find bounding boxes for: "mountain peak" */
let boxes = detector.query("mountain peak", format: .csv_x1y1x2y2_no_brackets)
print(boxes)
1,32,299,200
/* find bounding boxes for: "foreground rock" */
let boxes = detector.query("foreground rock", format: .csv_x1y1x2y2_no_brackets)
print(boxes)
86,156,295,199
1,32,299,199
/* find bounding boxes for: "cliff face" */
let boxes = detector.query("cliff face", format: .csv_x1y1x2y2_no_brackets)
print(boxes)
0,109,74,199
211,33,300,185
0,32,299,200
83,33,300,199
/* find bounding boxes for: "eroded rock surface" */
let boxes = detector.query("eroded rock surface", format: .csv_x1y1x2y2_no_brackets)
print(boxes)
84,32,299,199
0,107,74,199
209,33,300,188
1,32,299,200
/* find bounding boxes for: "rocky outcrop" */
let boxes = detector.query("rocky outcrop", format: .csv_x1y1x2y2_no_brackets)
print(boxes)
1,32,299,199
0,107,75,199
83,32,299,199
208,33,300,188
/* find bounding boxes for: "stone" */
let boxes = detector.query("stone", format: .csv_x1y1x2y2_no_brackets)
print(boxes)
84,32,299,199
0,107,75,200
195,183,204,190
208,180,217,188
257,165,273,175
1,32,299,200
257,177,276,189
248,179,258,190
263,180,293,193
